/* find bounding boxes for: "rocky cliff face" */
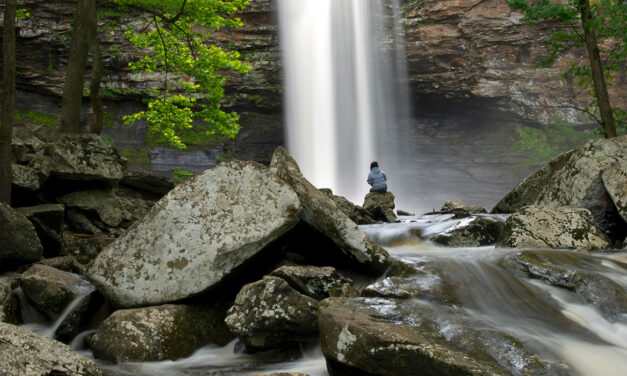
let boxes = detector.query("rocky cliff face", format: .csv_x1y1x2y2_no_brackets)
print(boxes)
402,0,626,123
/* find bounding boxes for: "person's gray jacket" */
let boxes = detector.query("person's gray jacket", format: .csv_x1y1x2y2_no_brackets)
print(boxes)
367,167,387,190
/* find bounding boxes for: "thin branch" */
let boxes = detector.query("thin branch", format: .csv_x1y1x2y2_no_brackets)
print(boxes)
154,16,169,97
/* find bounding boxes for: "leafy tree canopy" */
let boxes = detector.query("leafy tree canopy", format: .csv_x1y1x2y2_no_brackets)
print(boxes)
112,0,251,149
508,0,626,133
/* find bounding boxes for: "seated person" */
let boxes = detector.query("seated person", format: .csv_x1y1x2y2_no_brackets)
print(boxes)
367,161,387,193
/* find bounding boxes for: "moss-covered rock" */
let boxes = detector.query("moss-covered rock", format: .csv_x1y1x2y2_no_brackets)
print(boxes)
498,206,611,250
0,279,20,325
0,322,103,376
87,161,301,308
225,276,319,349
90,303,232,362
269,265,356,300
0,202,43,269
270,147,391,275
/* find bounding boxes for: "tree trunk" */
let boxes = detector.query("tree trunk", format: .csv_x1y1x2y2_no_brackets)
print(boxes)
59,0,92,133
1,0,17,204
578,0,617,138
87,0,104,134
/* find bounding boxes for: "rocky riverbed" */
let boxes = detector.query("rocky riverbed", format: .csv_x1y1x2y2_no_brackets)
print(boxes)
1,132,626,376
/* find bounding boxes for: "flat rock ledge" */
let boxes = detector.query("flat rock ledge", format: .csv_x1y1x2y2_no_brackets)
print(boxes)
0,322,102,376
87,161,301,307
498,206,611,250
270,147,391,275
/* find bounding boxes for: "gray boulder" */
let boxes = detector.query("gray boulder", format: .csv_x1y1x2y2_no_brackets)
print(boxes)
319,188,377,225
602,163,627,224
12,164,43,191
0,322,102,376
498,206,612,250
58,189,123,228
492,136,627,239
90,304,232,362
441,200,488,213
225,276,319,349
17,204,65,255
269,265,356,300
431,216,503,247
363,191,397,223
120,170,176,196
19,264,94,321
11,126,46,163
0,202,43,268
319,297,567,376
87,161,301,308
47,134,125,183
0,279,20,324
270,147,391,275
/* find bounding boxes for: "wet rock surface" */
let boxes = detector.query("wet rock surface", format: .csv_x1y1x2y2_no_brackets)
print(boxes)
319,297,568,376
270,147,391,275
225,276,319,350
0,322,103,376
493,136,627,241
87,161,301,307
90,304,232,363
498,206,612,250
431,216,503,247
363,191,397,223
0,202,43,268
0,279,20,325
269,265,356,301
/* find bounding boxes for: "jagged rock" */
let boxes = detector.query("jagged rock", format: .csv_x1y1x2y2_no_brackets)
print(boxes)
498,206,611,250
225,276,319,349
116,196,153,227
87,161,301,308
0,322,103,376
431,216,503,247
320,188,377,225
503,250,627,322
23,150,52,179
493,136,627,240
90,304,232,362
602,163,627,225
12,164,43,191
0,202,43,269
120,170,176,196
363,191,398,223
11,126,46,163
16,204,65,256
58,189,123,228
269,265,356,300
19,264,94,321
270,147,391,275
60,232,115,261
319,297,567,376
0,279,20,324
47,134,126,183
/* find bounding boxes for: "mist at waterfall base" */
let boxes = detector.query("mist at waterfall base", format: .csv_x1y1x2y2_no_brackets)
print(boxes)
278,0,423,210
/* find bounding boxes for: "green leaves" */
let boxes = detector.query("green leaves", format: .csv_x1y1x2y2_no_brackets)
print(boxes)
117,0,250,149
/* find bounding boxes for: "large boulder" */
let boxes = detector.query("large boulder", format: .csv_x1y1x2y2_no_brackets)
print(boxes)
492,136,627,239
225,276,319,349
498,206,612,250
269,265,356,301
0,202,43,269
319,297,566,376
87,161,301,308
363,191,397,223
270,147,391,275
0,279,20,324
47,134,126,183
319,188,377,225
19,264,94,321
0,322,103,376
431,216,503,247
90,304,232,362
602,163,627,224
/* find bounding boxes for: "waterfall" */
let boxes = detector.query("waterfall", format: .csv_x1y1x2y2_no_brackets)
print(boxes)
277,0,410,205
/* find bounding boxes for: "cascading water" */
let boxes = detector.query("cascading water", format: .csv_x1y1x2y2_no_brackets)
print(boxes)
277,0,410,204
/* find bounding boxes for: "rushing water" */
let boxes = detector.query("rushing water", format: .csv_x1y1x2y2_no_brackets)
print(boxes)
277,0,411,204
